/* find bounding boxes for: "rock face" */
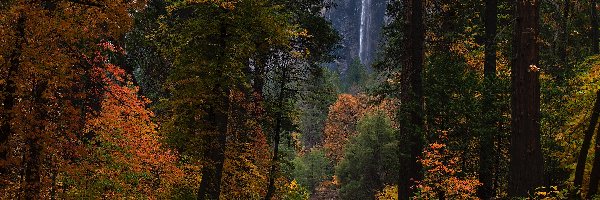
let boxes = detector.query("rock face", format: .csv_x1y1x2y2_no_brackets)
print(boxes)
326,0,386,71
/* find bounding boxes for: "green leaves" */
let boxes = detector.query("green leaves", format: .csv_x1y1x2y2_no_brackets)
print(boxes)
292,149,333,191
335,110,398,200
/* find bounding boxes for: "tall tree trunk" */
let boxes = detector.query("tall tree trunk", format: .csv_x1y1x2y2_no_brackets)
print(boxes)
398,0,425,199
23,138,41,200
24,82,47,200
0,13,25,180
584,2,600,198
198,115,229,199
264,61,287,200
197,93,229,200
197,15,229,200
550,0,569,82
588,101,600,198
50,169,57,200
369,145,383,197
593,0,599,54
483,0,498,77
574,90,600,190
479,0,498,199
509,0,544,197
560,0,569,68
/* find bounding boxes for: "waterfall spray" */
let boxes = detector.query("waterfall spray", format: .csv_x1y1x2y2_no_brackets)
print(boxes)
359,0,372,65
359,0,366,64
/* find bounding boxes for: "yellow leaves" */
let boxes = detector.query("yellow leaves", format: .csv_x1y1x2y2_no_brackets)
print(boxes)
168,0,237,12
280,179,310,200
290,49,307,59
376,185,398,200
536,191,548,196
331,175,340,186
218,1,236,10
551,55,600,178
449,37,484,71
221,142,270,199
296,28,310,38
209,91,271,199
533,186,568,199
289,179,300,190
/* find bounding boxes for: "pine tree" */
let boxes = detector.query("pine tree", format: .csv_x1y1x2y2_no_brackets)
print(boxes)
509,0,544,196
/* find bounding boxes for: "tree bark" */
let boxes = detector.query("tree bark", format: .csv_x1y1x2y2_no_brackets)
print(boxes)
264,60,287,200
593,0,599,54
560,0,569,70
24,138,41,200
479,0,498,199
483,0,497,77
23,81,47,199
588,97,600,198
197,109,228,200
0,13,25,179
398,0,425,199
197,14,229,200
509,0,544,197
574,90,600,190
197,94,229,200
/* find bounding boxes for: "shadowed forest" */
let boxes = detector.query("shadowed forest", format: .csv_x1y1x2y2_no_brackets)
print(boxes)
4,0,600,199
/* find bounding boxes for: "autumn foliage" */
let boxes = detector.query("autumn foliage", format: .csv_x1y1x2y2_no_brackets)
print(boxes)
373,131,481,199
323,94,366,162
335,110,398,199
323,94,398,163
3,0,589,199
376,185,398,200
416,131,480,199
220,91,272,199
62,48,183,198
0,1,182,198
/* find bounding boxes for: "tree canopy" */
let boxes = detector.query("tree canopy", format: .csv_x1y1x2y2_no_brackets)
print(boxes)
3,0,600,199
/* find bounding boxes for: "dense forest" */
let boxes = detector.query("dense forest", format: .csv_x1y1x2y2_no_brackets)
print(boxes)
4,0,600,199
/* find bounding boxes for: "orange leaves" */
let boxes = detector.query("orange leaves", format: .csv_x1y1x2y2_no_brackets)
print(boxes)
416,131,480,199
75,60,182,198
98,41,125,54
0,1,192,198
323,94,365,162
323,94,398,162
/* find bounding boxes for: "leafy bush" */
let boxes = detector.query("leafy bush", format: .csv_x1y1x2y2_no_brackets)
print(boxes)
376,185,398,200
335,111,399,199
415,131,480,199
281,180,310,200
292,148,334,191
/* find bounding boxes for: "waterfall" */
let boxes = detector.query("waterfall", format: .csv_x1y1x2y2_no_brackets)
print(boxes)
359,0,367,64
359,0,372,65
326,0,385,70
